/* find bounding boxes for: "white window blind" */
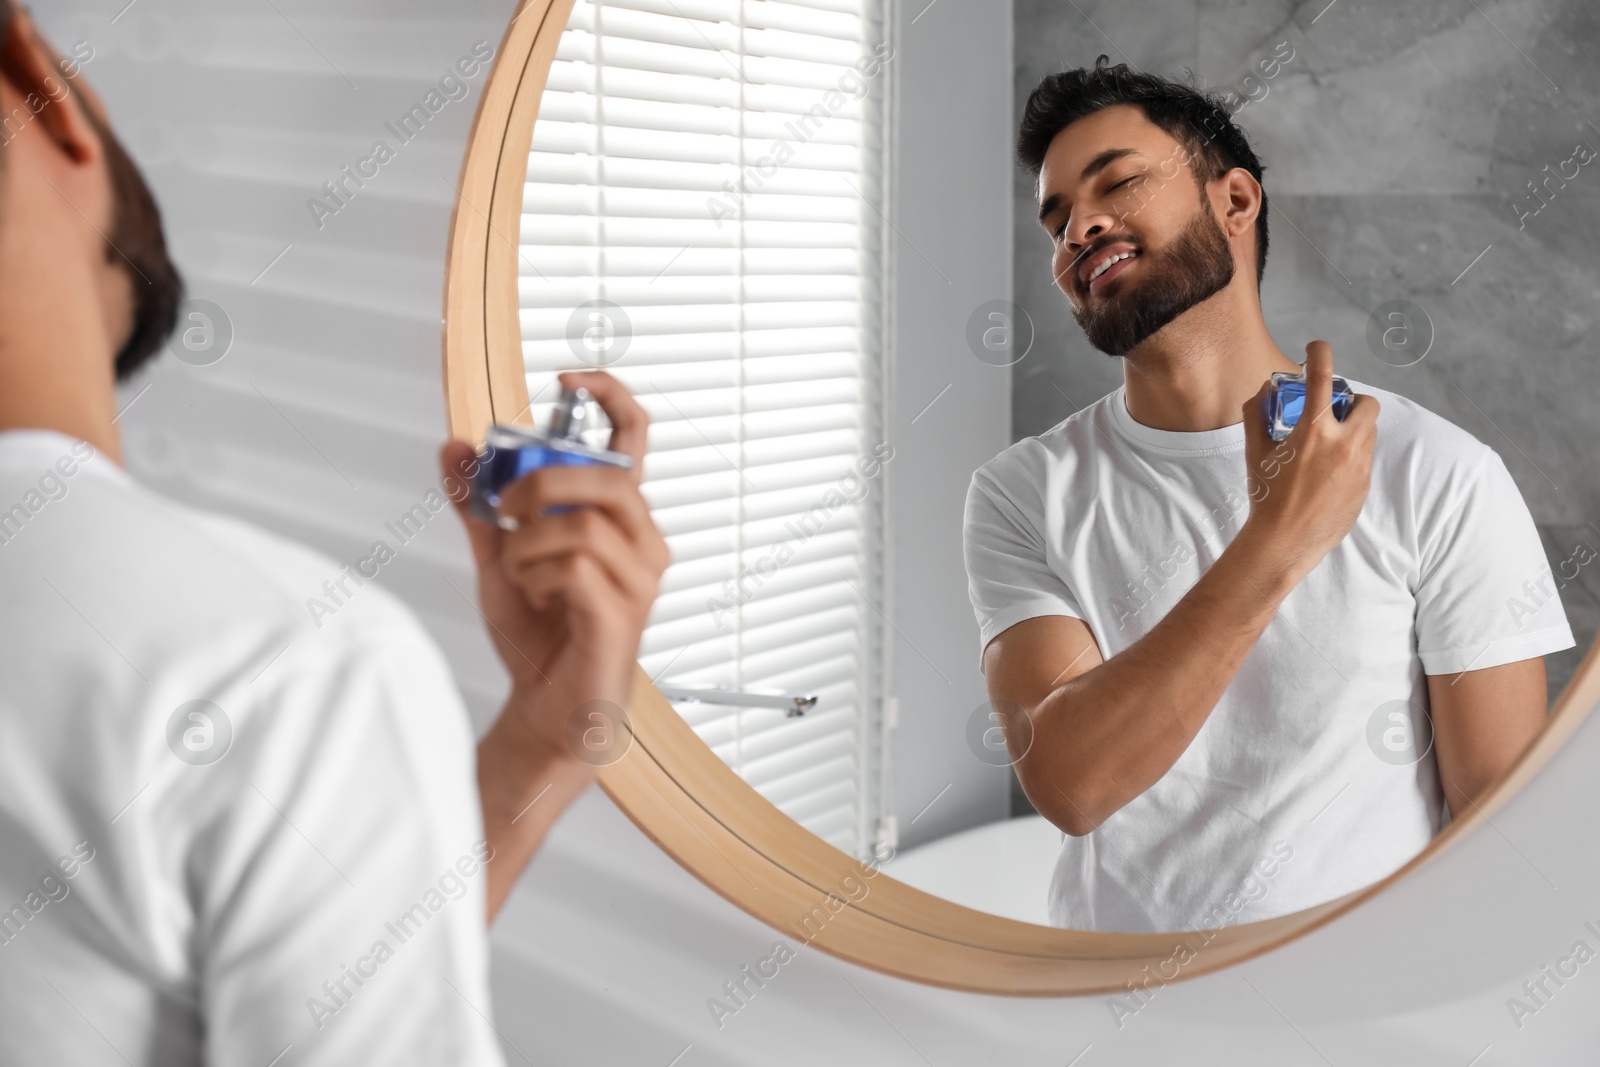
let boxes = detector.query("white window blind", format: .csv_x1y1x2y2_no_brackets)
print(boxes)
518,0,890,857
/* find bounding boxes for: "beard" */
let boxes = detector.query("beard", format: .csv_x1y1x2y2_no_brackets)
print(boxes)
1071,201,1235,357
79,101,185,381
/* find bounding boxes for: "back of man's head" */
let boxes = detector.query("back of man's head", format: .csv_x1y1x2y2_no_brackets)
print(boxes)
0,0,183,381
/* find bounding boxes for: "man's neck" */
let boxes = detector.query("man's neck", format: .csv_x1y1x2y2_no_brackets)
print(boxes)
1119,284,1302,433
0,230,123,464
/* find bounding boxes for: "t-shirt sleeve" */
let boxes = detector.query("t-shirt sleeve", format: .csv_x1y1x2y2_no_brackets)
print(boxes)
963,466,1086,673
188,619,507,1067
1413,448,1576,675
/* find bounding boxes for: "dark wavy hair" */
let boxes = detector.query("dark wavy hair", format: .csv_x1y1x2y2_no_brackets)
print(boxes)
1017,55,1270,289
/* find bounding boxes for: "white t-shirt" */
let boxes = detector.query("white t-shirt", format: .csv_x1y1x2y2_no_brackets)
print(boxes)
0,430,506,1066
963,379,1576,933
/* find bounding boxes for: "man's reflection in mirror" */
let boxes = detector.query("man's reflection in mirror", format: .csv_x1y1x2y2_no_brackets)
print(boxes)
963,56,1574,933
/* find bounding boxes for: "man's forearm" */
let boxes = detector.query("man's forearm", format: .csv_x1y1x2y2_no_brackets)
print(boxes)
1020,522,1309,834
477,699,599,923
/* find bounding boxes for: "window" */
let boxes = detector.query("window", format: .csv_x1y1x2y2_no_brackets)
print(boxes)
518,0,891,858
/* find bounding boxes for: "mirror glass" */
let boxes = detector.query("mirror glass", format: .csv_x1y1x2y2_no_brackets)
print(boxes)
511,0,1596,932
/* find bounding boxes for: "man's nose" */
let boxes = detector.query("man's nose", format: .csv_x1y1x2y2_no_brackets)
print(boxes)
1067,219,1112,259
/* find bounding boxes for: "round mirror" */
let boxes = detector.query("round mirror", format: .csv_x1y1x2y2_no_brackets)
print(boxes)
444,0,1600,993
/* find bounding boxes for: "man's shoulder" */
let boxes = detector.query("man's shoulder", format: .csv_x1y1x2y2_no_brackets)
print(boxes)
180,503,424,640
1346,378,1501,481
33,466,440,676
972,389,1113,493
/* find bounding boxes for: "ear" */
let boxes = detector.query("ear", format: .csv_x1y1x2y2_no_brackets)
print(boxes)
0,10,100,165
1220,167,1262,240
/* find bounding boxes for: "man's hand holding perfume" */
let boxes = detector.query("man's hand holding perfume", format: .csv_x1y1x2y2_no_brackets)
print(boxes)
1239,341,1381,581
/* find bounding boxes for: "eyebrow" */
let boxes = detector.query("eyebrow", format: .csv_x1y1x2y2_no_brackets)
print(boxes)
1036,147,1142,227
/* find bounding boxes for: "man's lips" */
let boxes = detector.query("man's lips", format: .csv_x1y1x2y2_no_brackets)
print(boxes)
1086,251,1138,294
1076,242,1139,290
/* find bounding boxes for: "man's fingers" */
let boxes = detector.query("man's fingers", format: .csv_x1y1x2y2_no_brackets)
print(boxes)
1302,339,1334,427
1345,393,1381,431
511,553,638,646
439,441,503,573
497,463,657,548
503,508,665,606
556,369,650,480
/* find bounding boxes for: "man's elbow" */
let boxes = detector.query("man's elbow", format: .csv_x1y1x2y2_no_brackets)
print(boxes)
1055,806,1103,837
1019,771,1106,836
1063,816,1101,837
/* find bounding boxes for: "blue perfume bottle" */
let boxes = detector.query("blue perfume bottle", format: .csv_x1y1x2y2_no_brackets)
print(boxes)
471,385,635,528
1264,371,1355,442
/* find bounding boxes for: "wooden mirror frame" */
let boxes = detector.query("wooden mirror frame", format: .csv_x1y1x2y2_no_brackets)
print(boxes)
441,0,1600,995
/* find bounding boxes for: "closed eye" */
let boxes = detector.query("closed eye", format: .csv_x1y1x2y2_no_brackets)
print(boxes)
1053,175,1141,241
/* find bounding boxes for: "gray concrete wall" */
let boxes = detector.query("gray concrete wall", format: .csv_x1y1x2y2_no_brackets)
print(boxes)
1011,0,1600,706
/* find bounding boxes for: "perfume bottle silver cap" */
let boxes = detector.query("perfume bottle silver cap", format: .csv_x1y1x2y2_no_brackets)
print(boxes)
548,385,593,442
